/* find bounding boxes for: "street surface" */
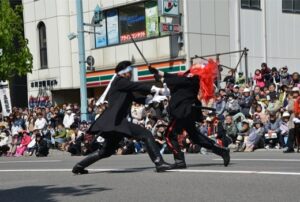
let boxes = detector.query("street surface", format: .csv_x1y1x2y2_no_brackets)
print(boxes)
0,150,300,202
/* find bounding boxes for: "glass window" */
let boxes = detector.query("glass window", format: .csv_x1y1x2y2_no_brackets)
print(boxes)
119,3,146,43
38,22,48,69
283,0,300,13
241,0,261,9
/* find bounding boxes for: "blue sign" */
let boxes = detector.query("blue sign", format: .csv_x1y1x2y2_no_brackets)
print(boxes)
95,15,107,48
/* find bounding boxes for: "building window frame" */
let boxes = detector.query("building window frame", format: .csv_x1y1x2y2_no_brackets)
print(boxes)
241,0,261,10
282,0,300,13
37,22,48,69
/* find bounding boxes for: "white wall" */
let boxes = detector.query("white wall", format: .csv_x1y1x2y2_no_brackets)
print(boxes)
185,0,231,77
230,0,300,77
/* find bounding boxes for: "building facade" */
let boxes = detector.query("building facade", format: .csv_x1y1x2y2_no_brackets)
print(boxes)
22,0,300,105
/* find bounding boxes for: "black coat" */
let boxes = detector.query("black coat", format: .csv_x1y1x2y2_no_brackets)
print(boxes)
164,73,200,119
88,76,151,135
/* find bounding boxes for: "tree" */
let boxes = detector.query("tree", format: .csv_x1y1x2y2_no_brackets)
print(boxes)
0,0,33,81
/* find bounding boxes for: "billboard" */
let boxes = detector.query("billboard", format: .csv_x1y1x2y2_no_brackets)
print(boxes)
107,9,119,45
95,16,107,48
145,1,159,37
159,0,179,16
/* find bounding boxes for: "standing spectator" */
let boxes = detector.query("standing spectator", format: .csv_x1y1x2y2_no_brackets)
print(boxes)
261,63,271,84
63,106,75,129
253,69,265,88
280,112,291,147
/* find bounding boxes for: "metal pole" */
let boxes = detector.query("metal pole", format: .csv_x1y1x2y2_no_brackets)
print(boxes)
76,0,88,121
244,48,249,84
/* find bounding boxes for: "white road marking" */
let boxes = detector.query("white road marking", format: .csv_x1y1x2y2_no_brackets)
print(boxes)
213,158,300,162
0,160,62,164
168,169,300,176
0,168,299,176
0,168,120,172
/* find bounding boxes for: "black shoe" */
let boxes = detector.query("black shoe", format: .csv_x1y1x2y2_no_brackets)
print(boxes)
212,144,230,167
72,165,88,175
170,161,187,169
283,148,295,153
155,162,173,172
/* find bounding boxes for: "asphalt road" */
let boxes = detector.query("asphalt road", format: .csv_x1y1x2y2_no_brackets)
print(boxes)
0,150,300,202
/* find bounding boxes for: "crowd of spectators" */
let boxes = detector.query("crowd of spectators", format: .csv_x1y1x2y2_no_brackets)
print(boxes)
0,62,300,158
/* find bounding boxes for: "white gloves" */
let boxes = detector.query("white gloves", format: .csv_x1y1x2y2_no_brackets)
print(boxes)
151,86,163,94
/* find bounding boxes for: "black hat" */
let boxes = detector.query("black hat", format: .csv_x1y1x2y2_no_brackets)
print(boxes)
115,61,132,73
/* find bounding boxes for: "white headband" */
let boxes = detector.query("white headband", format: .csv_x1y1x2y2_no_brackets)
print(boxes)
117,66,133,75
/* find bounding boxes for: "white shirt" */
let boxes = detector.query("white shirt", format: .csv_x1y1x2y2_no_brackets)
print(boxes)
34,118,47,130
63,113,75,128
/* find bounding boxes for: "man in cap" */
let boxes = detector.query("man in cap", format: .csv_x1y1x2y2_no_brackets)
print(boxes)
239,88,253,117
72,61,171,174
148,61,230,169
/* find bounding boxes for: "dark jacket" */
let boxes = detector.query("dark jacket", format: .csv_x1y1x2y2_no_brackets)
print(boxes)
88,76,151,135
163,73,200,119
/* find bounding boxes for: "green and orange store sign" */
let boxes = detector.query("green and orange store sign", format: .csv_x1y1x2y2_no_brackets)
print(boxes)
86,60,186,88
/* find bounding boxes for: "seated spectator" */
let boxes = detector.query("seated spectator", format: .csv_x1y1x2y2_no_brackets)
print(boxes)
261,63,271,85
34,113,47,131
35,133,49,157
223,115,238,144
14,131,31,157
225,94,240,116
153,120,168,155
235,119,251,152
6,133,19,156
270,67,280,85
264,112,282,149
213,93,226,120
223,70,236,88
280,111,291,147
244,119,264,152
279,66,291,86
236,72,246,86
63,106,75,129
239,88,253,117
290,72,300,87
266,97,281,115
53,123,67,150
0,130,11,156
267,83,278,101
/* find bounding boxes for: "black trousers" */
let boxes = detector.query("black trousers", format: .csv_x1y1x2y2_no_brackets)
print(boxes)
286,124,300,149
76,122,162,168
165,116,215,162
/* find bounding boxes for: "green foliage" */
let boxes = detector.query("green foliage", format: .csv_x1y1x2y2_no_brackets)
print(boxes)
0,0,33,81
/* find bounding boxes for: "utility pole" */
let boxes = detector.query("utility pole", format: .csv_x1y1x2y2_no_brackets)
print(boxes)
76,0,88,121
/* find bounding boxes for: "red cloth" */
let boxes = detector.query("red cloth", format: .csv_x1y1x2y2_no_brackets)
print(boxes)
294,97,300,116
20,134,31,146
189,59,218,104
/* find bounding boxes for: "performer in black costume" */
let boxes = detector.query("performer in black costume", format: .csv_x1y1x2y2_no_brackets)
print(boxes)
148,65,230,169
72,61,172,174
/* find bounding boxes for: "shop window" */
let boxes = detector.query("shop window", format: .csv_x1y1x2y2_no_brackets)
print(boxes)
119,3,146,43
283,0,300,13
95,12,107,48
38,22,48,69
241,0,261,9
